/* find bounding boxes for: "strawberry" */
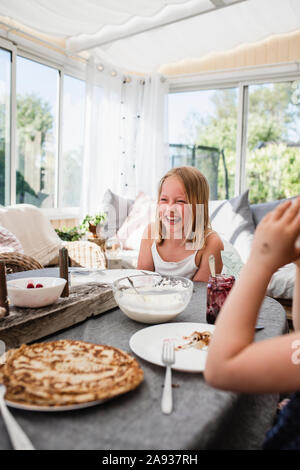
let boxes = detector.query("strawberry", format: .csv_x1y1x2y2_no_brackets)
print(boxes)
36,283,44,288
27,283,34,289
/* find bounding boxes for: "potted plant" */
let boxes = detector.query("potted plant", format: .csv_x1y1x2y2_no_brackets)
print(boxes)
55,225,85,242
80,213,106,238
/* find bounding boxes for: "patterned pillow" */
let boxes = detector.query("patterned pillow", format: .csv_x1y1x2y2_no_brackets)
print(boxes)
0,226,24,254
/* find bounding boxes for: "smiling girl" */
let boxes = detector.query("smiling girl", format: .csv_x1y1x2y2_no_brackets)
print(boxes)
137,166,223,282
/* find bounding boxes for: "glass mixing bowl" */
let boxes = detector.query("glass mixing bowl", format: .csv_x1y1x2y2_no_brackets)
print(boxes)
112,274,193,324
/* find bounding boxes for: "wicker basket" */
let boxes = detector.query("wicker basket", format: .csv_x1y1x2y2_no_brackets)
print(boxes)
0,252,43,274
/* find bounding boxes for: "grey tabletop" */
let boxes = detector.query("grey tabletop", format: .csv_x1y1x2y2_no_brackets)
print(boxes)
0,271,288,450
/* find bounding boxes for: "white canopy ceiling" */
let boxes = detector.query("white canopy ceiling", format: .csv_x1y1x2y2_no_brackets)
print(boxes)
0,0,300,73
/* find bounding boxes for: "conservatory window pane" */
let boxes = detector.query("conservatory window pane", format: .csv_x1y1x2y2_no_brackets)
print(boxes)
16,56,59,208
0,48,11,205
246,81,300,204
168,88,238,200
61,74,85,207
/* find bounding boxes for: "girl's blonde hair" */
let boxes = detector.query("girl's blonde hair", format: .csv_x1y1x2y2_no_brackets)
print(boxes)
155,166,211,250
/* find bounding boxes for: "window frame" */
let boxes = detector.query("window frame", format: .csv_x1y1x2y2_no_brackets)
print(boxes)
168,61,300,198
0,37,86,219
0,38,16,206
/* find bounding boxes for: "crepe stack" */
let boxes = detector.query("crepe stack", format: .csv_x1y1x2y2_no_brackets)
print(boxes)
0,339,144,407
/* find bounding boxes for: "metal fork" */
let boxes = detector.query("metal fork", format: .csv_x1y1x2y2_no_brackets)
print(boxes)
0,384,35,450
161,340,175,415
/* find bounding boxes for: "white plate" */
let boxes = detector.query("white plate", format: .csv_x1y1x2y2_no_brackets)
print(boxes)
129,322,215,373
1,350,111,412
5,398,110,412
70,268,153,287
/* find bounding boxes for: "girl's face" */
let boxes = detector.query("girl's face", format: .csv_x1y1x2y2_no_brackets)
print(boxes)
158,176,192,238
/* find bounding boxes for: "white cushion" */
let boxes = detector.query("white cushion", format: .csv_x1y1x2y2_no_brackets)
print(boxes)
267,263,295,300
209,190,255,264
0,204,62,266
117,192,156,250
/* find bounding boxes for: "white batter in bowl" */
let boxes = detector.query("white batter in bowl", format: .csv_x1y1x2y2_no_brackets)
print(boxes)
112,274,193,324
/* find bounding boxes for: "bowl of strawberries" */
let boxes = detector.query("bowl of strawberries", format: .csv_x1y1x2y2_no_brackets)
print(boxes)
7,277,67,308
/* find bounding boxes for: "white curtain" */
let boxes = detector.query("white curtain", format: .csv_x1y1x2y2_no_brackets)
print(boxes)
80,58,169,217
135,74,169,199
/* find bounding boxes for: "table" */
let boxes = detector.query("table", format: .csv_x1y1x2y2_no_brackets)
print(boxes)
0,278,287,450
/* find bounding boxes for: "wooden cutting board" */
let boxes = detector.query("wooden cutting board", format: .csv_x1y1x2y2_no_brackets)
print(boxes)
0,283,116,350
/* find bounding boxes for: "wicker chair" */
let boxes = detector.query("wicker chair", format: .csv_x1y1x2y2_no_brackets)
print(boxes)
0,252,43,273
0,240,107,274
64,241,107,269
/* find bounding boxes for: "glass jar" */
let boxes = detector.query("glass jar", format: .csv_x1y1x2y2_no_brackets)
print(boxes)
105,235,122,254
206,274,235,324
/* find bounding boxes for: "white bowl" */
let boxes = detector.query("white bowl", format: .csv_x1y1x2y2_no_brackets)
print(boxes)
7,277,67,308
112,274,193,324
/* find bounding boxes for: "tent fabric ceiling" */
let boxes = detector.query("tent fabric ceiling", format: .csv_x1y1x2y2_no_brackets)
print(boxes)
0,0,208,37
0,0,300,73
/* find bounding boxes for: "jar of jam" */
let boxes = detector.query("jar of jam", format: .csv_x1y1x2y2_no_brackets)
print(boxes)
206,274,235,324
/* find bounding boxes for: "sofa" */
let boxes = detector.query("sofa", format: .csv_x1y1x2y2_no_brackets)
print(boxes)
250,198,296,301
101,189,296,304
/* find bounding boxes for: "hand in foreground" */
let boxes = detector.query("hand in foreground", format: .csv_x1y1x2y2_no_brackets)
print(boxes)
249,196,300,275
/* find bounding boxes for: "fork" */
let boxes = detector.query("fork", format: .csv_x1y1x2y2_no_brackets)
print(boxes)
0,384,35,450
161,340,175,415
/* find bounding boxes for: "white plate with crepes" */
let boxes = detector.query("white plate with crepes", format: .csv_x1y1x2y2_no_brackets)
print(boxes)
0,339,144,412
129,322,215,373
4,397,109,412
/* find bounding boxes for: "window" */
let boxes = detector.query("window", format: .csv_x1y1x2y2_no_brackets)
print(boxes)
0,48,11,205
245,81,300,204
61,75,85,207
168,88,238,200
1,46,86,212
16,56,59,208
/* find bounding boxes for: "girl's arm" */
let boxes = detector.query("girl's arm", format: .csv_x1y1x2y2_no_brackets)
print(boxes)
192,234,224,282
137,224,155,271
292,262,300,331
204,198,300,394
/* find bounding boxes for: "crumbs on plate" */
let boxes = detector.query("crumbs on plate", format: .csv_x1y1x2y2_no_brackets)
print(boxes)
175,331,212,351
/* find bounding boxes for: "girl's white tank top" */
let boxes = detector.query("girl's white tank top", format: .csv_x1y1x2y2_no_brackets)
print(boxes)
151,242,198,280
151,232,215,280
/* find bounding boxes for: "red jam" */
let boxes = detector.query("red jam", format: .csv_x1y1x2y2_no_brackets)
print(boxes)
206,275,235,324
